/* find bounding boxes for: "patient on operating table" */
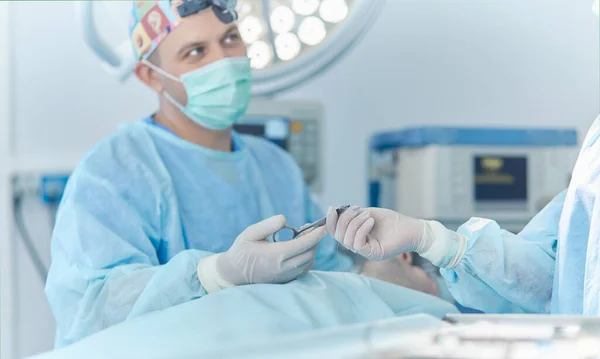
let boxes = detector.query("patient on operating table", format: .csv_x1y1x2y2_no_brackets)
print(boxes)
359,253,455,303
32,269,458,359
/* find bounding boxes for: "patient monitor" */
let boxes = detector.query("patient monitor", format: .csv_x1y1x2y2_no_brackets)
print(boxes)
239,99,323,194
369,127,579,233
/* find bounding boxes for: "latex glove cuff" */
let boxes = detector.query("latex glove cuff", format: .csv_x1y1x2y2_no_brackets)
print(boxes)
197,254,235,294
418,221,467,269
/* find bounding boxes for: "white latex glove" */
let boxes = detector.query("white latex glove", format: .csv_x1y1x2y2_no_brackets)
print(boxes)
197,215,326,293
326,207,467,268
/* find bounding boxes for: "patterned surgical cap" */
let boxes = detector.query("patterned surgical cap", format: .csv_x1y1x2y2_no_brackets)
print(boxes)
129,0,238,61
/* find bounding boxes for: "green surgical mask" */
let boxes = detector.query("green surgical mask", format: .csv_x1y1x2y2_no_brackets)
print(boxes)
145,57,252,130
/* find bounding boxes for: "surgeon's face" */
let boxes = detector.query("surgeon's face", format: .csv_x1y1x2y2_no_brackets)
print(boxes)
142,8,247,103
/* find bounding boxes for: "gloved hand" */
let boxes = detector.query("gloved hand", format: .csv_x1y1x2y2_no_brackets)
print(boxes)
197,215,326,293
326,207,467,268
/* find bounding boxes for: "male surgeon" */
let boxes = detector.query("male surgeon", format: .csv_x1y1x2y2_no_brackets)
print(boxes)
327,0,600,316
45,0,351,347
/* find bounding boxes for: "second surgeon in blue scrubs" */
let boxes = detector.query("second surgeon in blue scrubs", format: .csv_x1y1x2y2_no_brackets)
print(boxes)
45,0,352,348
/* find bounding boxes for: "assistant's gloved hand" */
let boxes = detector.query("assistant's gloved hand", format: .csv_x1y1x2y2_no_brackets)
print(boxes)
325,207,467,268
197,215,326,293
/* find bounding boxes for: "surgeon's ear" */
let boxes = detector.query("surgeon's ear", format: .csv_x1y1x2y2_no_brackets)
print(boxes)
134,62,164,93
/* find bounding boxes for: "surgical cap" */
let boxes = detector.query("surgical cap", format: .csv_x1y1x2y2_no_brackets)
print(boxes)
129,0,238,61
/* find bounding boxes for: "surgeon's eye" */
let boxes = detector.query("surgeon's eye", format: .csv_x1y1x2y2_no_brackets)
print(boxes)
187,47,205,57
223,32,241,45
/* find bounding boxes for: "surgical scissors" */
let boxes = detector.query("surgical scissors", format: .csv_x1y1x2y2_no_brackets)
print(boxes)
272,205,351,242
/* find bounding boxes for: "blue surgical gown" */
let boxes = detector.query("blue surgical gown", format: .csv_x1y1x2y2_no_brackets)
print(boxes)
45,120,352,347
441,116,600,315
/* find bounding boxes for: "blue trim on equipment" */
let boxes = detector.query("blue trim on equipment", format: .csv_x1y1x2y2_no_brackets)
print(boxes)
370,127,578,152
40,175,70,204
369,181,380,207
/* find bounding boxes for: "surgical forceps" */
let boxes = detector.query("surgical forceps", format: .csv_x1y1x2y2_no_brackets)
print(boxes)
272,205,351,242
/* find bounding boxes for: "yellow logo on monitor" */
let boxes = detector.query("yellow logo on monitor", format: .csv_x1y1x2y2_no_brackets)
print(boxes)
481,158,504,172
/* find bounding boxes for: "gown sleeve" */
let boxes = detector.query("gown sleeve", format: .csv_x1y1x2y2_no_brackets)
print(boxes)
439,190,565,313
45,162,213,347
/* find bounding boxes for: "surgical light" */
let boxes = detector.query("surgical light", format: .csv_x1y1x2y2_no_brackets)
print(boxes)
239,2,252,14
275,33,302,61
298,16,327,46
319,0,348,23
292,0,320,16
232,0,362,71
270,6,296,34
239,15,264,44
248,41,273,69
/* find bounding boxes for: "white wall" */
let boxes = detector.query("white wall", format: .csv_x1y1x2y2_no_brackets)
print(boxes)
282,0,600,206
12,199,55,358
4,0,599,357
0,2,16,359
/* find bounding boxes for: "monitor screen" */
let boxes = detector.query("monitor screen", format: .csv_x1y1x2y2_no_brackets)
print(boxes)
474,156,527,201
234,117,290,150
233,124,265,137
